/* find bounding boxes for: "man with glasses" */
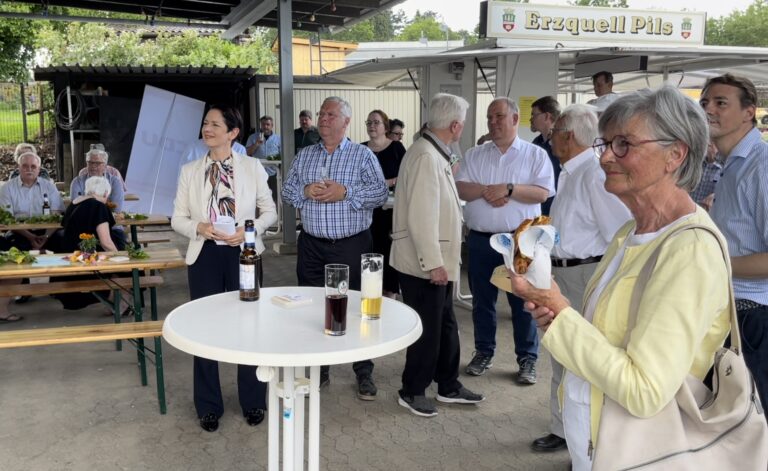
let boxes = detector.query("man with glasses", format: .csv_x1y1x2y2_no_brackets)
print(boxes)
282,96,388,400
455,97,555,385
77,143,126,191
700,74,768,410
530,96,561,215
70,145,125,212
530,104,631,453
387,118,405,142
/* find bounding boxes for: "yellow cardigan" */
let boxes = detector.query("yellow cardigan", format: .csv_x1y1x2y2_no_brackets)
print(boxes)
541,208,730,449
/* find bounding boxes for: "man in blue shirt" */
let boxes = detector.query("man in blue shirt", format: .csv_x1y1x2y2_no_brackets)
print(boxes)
283,96,388,400
247,115,281,201
701,74,768,409
530,96,561,216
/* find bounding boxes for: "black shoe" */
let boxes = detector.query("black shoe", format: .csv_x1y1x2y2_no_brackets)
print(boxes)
244,408,265,426
531,433,567,452
465,351,494,376
14,295,31,304
397,391,438,418
319,369,330,388
199,413,219,432
436,386,485,404
516,358,537,385
356,375,377,401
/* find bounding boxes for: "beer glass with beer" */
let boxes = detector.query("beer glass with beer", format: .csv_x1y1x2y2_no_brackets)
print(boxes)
324,264,349,336
360,253,383,320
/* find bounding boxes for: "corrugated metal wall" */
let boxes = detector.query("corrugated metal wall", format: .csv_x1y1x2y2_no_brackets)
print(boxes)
260,85,422,147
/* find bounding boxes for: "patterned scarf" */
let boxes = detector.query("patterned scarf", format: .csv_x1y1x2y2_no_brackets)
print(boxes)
204,155,235,222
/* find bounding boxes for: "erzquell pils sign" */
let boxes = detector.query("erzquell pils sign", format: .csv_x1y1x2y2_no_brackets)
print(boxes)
484,1,705,47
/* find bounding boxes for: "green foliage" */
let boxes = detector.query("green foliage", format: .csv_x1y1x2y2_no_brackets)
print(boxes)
127,244,149,259
34,22,276,71
705,0,768,46
0,247,36,265
397,10,465,41
0,4,37,82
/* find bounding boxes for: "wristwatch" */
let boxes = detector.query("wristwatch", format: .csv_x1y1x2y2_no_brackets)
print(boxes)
507,183,514,197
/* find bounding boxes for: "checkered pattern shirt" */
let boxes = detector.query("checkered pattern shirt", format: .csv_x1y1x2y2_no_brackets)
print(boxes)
282,138,388,239
689,159,723,204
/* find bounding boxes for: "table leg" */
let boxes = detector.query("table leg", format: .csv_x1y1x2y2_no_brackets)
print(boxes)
268,369,279,471
308,365,320,471
294,366,306,469
130,225,139,250
282,368,295,470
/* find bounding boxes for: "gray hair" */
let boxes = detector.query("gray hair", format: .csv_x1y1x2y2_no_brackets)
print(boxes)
599,86,707,192
559,104,598,148
14,143,36,162
84,176,112,198
428,93,470,130
490,96,520,116
86,145,109,163
322,97,352,120
18,151,41,167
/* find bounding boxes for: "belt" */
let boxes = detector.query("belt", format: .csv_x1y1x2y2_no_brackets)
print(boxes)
470,229,513,238
551,255,603,268
735,299,767,311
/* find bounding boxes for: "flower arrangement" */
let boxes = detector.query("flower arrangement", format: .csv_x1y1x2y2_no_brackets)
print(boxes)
69,233,101,263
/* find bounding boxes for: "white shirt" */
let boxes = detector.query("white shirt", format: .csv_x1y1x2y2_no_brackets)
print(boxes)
550,149,632,259
456,136,555,233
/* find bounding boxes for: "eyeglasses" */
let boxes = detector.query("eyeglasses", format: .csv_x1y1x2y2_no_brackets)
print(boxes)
592,136,675,158
549,127,568,135
87,161,106,166
317,111,339,120
389,132,403,137
365,120,383,126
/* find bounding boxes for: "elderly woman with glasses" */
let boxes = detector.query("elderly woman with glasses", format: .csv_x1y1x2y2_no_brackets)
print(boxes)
363,109,406,297
503,86,731,470
70,145,125,212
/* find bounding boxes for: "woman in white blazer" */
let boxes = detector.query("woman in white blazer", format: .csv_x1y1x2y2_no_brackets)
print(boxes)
171,104,277,433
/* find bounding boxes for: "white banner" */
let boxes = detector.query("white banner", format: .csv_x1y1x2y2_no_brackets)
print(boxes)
125,86,205,216
485,2,706,47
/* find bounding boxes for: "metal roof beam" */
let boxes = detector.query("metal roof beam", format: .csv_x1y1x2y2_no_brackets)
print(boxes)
221,0,277,39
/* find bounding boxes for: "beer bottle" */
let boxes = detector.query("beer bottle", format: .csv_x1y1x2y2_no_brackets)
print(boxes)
239,219,261,301
42,193,51,216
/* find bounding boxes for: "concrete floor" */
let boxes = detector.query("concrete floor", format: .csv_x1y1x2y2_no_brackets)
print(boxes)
0,231,570,471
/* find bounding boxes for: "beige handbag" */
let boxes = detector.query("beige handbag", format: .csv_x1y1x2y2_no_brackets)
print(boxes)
593,224,768,470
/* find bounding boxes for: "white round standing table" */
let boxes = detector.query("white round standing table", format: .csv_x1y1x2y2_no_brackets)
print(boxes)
163,287,422,471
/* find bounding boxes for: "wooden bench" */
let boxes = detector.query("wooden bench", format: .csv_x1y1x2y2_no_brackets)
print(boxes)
0,275,164,352
0,321,167,414
136,236,171,247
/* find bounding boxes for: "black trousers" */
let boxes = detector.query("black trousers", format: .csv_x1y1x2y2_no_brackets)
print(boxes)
188,241,267,418
398,272,462,397
738,305,768,414
297,229,374,377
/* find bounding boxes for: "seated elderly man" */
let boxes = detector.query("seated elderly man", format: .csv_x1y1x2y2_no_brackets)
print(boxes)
77,144,126,191
7,143,51,180
70,145,125,212
0,152,64,251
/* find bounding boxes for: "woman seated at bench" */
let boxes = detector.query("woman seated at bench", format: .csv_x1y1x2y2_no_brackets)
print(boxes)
54,176,127,311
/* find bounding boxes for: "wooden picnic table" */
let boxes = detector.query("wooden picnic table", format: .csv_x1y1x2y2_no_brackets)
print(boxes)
0,214,170,248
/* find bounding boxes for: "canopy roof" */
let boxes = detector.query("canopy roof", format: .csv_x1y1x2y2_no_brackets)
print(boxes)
4,0,405,37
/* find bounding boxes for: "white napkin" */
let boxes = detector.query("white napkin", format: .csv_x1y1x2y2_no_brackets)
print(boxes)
213,215,236,246
490,225,558,289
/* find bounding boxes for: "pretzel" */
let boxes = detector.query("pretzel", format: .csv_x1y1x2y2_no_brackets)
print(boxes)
512,215,552,273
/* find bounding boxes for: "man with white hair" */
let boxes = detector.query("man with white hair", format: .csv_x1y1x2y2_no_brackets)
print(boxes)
76,144,126,191
529,104,631,453
8,143,51,180
390,93,485,417
70,145,125,212
456,97,555,385
0,152,64,251
282,96,388,400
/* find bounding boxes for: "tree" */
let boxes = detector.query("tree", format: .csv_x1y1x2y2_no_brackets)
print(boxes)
397,10,464,41
570,0,629,7
0,4,38,82
705,0,768,46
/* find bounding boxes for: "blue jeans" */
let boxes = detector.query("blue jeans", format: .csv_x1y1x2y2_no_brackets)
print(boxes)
467,231,538,363
739,304,768,413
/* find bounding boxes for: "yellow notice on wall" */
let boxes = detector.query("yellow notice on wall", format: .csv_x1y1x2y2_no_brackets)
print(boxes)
518,96,537,123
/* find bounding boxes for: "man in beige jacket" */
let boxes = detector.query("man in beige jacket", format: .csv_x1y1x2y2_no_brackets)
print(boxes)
390,93,484,417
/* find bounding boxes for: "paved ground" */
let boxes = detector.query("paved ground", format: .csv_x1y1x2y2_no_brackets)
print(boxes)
0,230,570,471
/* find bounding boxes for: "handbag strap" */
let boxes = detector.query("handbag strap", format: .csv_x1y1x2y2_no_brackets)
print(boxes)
621,223,739,353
